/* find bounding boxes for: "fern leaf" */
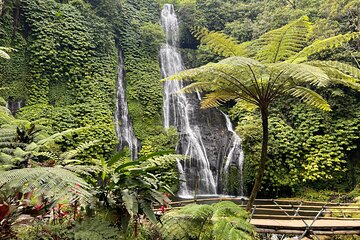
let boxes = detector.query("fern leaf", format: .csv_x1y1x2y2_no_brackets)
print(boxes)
308,60,360,80
331,78,360,91
275,62,331,87
60,140,99,160
193,27,249,57
290,32,360,63
287,86,331,111
0,49,10,59
255,16,312,63
218,56,263,67
33,151,60,161
0,167,93,203
201,90,238,109
179,82,218,94
36,128,83,146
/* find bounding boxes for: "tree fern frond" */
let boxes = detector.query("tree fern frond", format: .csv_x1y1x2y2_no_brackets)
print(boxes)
201,90,239,109
0,142,26,148
36,128,83,146
287,86,331,111
161,202,253,240
193,27,249,57
218,56,263,67
331,78,360,91
0,49,10,59
0,167,93,203
276,62,331,87
0,106,12,115
308,60,360,80
60,140,99,160
33,151,60,161
290,32,360,63
179,82,217,94
255,16,312,63
63,164,101,175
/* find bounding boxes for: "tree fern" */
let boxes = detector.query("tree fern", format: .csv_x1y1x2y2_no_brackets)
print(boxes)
168,16,360,211
160,201,253,240
0,167,93,203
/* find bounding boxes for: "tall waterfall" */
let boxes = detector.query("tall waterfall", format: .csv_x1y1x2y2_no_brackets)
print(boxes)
114,49,138,160
160,4,245,197
160,4,217,196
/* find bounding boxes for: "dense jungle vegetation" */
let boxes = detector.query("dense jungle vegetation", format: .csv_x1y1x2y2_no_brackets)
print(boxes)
0,0,359,239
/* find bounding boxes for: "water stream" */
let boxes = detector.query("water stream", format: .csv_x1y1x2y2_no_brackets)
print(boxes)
160,4,245,197
222,112,244,196
114,49,138,160
160,4,217,196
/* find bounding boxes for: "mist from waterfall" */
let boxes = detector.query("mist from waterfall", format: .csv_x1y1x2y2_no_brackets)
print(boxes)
160,4,217,196
114,49,138,160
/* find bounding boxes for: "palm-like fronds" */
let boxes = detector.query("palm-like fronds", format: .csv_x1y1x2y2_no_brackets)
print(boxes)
161,204,213,240
289,32,360,63
60,140,99,160
0,167,93,203
274,62,331,87
193,27,250,57
254,16,312,63
212,201,254,240
309,61,360,79
287,86,331,111
160,201,253,240
201,90,239,109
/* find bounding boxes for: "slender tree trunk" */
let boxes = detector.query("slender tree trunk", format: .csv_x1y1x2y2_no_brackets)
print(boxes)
246,107,269,212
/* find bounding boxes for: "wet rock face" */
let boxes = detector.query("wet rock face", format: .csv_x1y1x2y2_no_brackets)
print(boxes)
6,98,25,115
175,92,235,194
160,4,244,197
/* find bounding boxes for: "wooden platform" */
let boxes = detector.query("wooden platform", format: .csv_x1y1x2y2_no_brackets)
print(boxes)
251,219,360,235
252,219,360,228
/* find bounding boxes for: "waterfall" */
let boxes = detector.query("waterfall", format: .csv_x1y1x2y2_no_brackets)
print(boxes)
6,98,24,115
160,4,217,196
222,112,244,196
114,49,138,160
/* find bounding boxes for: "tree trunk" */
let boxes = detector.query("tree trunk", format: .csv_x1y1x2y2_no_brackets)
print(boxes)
246,107,269,212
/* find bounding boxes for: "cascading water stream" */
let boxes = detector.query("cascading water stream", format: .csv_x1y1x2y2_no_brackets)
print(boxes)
114,49,138,160
160,4,217,196
222,112,244,196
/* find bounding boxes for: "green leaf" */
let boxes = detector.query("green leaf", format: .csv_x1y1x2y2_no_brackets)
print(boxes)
141,202,157,224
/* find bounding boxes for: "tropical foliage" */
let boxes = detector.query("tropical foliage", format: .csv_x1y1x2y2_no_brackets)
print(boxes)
161,201,254,240
167,16,360,210
1,0,360,238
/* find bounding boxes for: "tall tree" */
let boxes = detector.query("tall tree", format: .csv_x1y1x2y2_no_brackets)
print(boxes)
166,16,360,211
